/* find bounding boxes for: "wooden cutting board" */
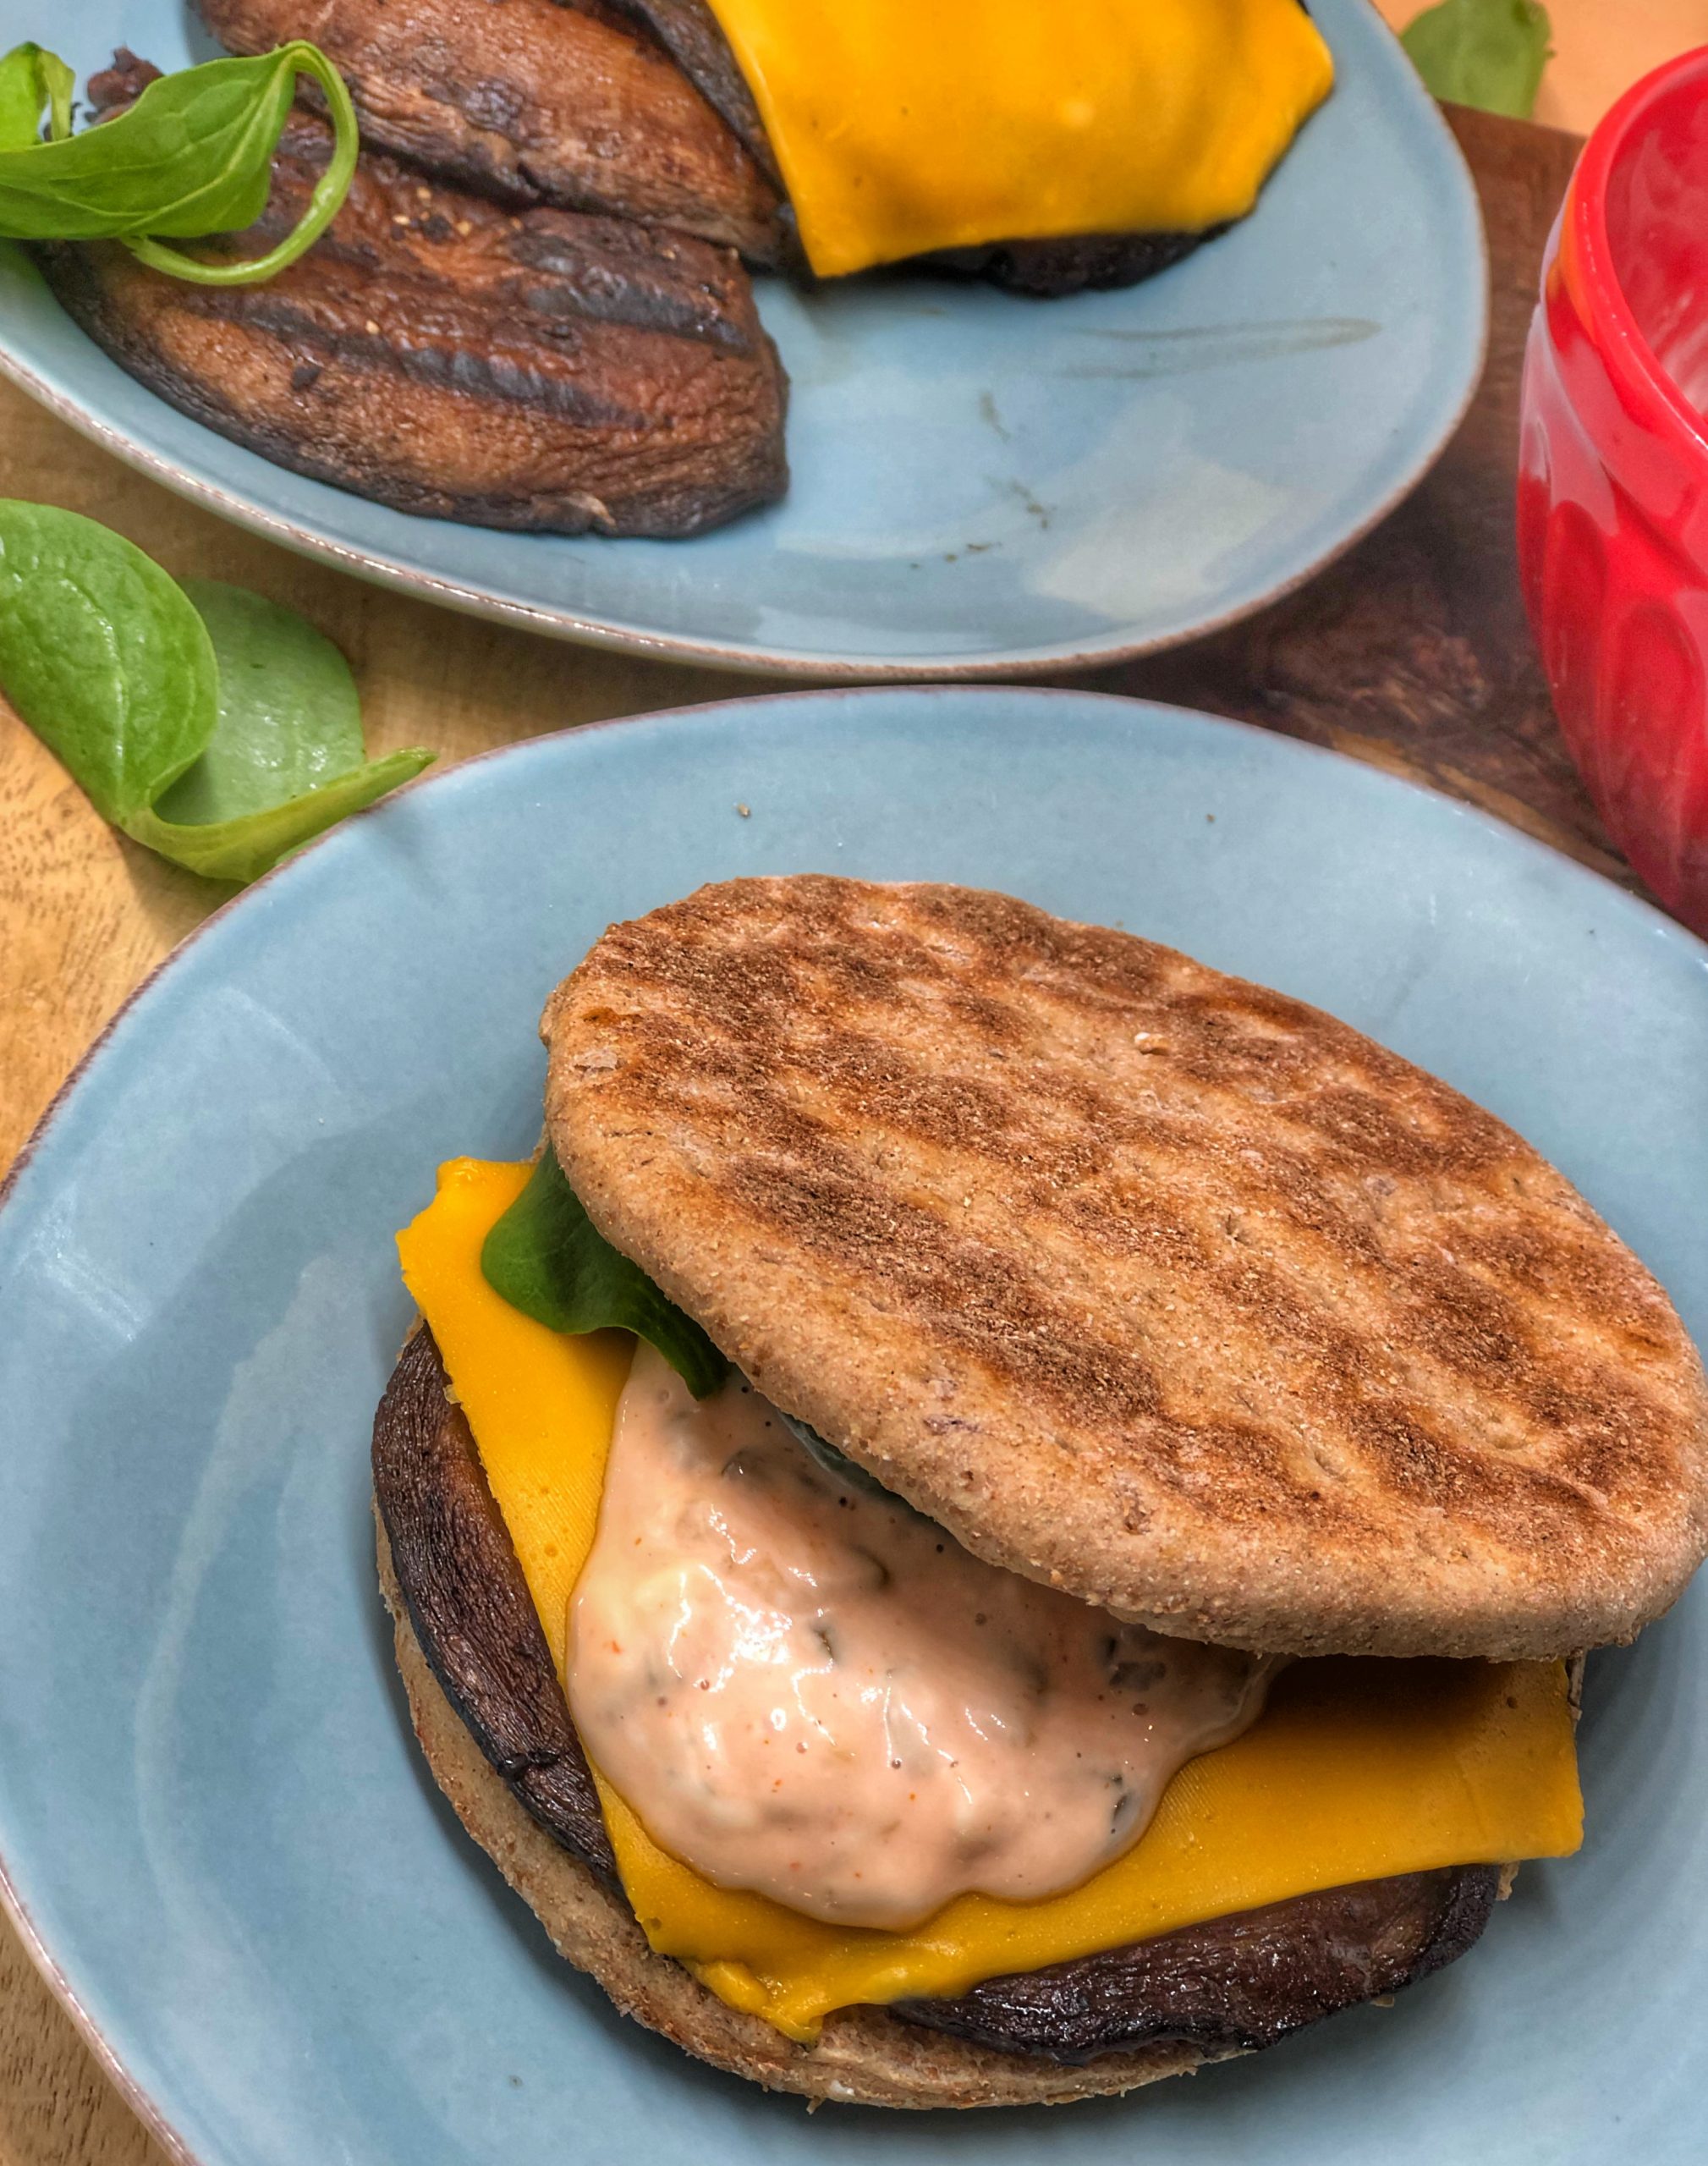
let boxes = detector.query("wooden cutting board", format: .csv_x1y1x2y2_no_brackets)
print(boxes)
0,104,1604,2166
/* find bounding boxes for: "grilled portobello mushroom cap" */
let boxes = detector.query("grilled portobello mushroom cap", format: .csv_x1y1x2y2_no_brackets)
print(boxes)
196,0,1227,294
41,73,786,540
199,0,789,265
373,1323,1502,2073
593,0,779,180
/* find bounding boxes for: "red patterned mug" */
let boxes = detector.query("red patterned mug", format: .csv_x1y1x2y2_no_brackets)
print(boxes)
1518,46,1708,936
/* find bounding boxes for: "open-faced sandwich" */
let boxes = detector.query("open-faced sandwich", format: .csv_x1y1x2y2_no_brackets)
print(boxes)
373,877,1708,2108
42,1,1333,536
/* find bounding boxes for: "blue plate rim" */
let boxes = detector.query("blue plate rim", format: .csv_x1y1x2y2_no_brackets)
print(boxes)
0,63,1491,680
3,680,1683,2166
0,1855,199,2166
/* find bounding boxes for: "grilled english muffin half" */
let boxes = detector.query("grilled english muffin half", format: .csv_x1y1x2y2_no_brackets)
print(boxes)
541,877,1708,1661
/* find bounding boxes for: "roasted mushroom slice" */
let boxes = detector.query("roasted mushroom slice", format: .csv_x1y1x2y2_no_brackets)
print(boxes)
39,108,787,539
197,0,788,264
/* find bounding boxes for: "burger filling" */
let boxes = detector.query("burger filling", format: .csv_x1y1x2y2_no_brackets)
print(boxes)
398,1157,1584,2045
572,1344,1269,1929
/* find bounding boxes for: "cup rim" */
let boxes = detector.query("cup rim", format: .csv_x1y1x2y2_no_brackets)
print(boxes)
1568,41,1708,468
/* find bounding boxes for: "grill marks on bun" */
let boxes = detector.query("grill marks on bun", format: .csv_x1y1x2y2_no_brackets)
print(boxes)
543,877,1708,1658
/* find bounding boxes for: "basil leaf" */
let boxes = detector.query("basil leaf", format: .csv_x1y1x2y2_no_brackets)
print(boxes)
0,499,434,883
1400,0,1552,120
483,1152,730,1400
0,44,74,153
0,43,360,287
0,52,290,237
0,497,216,822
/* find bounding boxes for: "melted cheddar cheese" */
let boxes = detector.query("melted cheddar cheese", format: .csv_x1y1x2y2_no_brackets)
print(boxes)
703,0,1336,276
398,1158,1583,2044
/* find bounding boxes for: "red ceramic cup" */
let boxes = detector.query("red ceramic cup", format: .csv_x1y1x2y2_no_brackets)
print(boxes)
1518,46,1708,936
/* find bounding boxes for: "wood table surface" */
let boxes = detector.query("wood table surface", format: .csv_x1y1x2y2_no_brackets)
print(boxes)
0,102,1605,2166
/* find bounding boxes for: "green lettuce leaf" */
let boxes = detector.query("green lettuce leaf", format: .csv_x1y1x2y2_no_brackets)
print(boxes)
156,582,369,822
482,1151,730,1399
1401,0,1552,120
125,748,434,883
0,500,432,882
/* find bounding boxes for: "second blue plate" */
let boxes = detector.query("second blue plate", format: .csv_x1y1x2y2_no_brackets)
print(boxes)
0,0,1484,674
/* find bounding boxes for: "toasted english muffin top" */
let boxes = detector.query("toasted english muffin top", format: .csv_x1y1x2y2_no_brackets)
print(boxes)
543,877,1708,1658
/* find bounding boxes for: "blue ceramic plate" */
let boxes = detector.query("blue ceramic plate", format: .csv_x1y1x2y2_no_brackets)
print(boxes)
0,0,1485,676
0,690,1705,2166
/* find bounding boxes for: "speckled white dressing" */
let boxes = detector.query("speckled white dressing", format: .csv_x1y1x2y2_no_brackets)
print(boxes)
568,1346,1269,1928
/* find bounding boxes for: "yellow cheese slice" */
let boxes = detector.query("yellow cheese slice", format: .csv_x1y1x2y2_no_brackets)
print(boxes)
398,1157,634,1608
704,0,1336,276
398,1158,1584,2045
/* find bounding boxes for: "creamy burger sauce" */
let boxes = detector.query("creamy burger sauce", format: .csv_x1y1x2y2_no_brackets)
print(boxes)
568,1346,1270,1931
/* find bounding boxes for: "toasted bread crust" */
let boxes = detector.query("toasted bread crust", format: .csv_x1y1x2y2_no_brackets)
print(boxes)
543,877,1708,1659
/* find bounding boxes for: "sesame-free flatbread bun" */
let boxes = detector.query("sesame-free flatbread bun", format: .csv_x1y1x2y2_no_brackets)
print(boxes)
541,877,1708,1659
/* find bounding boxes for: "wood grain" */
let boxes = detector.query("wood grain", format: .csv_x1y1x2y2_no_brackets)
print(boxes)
0,105,1606,2166
1106,107,1617,882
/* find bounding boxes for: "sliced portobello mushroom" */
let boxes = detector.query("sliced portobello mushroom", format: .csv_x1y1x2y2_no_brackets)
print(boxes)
41,90,788,540
372,1324,1502,2065
195,0,1231,294
196,0,788,265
